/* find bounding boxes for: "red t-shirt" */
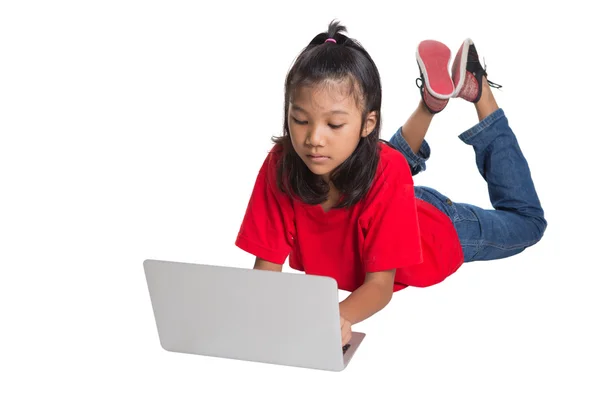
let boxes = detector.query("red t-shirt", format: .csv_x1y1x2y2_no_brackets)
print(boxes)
235,142,464,292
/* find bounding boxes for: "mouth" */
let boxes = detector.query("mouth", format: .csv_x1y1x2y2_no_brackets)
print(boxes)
307,154,329,162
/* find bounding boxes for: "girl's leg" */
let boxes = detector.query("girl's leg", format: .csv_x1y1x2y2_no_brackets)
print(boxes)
401,100,434,154
388,100,434,176
449,77,547,261
391,38,547,262
388,40,452,176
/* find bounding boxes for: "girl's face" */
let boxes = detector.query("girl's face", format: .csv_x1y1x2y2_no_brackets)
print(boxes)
288,80,377,182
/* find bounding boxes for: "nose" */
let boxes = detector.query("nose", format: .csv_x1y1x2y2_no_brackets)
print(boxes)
306,125,325,147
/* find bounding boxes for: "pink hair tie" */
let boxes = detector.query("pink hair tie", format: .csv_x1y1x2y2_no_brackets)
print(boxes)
325,38,336,44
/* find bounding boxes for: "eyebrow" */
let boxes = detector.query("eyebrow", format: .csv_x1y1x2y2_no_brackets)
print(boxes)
291,104,349,115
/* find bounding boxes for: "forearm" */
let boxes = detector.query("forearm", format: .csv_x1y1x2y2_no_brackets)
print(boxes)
339,280,393,325
253,257,283,272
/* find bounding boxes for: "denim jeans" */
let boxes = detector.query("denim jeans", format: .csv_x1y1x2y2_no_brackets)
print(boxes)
388,108,547,263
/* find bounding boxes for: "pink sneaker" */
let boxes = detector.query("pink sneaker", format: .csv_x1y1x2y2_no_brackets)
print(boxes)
451,38,502,102
415,40,454,114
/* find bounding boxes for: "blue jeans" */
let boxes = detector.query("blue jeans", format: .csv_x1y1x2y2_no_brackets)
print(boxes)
388,108,547,263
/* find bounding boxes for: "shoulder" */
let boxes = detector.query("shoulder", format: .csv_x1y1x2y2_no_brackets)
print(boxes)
254,143,283,181
374,142,414,185
266,143,285,181
260,143,291,200
359,142,414,208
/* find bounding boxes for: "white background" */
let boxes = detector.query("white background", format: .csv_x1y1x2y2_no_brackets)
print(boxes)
1,1,599,399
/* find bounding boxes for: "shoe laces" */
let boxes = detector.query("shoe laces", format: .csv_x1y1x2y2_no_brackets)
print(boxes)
416,65,501,92
415,76,424,89
482,57,503,89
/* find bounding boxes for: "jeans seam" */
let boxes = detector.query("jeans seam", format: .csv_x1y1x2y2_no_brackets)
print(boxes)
478,238,540,251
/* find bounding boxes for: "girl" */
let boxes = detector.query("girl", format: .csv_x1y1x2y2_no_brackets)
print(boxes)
235,21,547,347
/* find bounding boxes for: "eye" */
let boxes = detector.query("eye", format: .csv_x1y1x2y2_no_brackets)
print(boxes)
291,117,308,125
329,124,344,129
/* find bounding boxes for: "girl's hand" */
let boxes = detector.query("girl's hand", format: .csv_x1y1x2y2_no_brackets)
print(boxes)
340,314,352,346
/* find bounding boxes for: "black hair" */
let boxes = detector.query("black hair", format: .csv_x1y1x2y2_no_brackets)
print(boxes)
271,19,383,209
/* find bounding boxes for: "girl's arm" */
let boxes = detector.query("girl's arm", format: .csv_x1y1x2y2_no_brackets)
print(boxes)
339,269,396,324
253,257,283,272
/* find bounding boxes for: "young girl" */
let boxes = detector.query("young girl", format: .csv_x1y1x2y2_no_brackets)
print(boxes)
235,21,547,347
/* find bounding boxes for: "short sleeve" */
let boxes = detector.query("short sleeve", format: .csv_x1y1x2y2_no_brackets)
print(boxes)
362,158,423,272
235,147,296,264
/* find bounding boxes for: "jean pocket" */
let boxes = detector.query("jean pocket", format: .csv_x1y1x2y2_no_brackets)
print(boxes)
453,203,480,222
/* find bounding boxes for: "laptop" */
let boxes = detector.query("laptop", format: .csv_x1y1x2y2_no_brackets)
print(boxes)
143,259,365,372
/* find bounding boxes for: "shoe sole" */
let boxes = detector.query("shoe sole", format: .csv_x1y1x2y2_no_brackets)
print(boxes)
451,38,473,97
416,40,453,99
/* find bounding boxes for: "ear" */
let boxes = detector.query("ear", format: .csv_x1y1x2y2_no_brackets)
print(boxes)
361,111,378,137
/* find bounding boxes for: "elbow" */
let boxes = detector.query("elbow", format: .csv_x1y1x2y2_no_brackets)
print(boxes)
384,288,394,307
375,281,394,307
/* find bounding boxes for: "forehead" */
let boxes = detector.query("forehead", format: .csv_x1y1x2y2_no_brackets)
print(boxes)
290,79,362,113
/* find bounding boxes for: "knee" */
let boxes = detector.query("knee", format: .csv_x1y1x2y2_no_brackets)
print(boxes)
529,215,548,245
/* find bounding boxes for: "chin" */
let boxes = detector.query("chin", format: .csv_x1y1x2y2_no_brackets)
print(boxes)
306,166,330,177
303,162,332,178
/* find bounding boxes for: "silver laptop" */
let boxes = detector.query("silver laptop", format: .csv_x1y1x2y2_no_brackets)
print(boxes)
143,259,365,372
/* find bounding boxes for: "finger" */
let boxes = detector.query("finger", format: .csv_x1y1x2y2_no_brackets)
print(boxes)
342,332,352,346
346,329,353,340
342,327,352,340
342,320,351,332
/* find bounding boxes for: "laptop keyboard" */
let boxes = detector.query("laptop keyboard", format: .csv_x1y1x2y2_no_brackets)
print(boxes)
342,344,351,354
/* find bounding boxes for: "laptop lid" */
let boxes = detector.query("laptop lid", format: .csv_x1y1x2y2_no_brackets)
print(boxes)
143,259,358,371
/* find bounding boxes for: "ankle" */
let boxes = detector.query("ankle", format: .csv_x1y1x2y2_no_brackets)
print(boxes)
478,78,497,104
419,99,435,116
479,76,491,98
475,81,499,121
